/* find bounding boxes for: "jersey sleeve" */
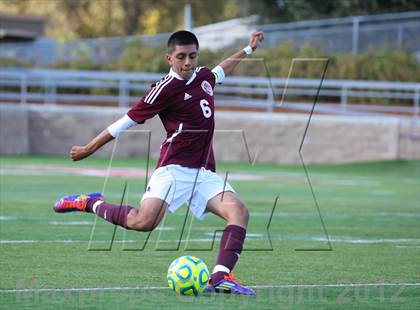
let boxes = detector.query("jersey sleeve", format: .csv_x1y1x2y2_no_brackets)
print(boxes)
107,114,137,137
127,77,173,124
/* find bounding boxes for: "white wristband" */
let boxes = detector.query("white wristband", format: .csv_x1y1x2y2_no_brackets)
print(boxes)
243,45,253,55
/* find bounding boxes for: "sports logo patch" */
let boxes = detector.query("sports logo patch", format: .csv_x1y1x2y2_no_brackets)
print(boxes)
184,93,192,100
201,80,213,96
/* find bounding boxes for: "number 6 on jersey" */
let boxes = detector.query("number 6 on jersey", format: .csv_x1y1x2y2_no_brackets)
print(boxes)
200,99,212,118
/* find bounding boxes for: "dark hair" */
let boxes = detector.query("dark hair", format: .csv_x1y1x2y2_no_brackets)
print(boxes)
167,30,199,52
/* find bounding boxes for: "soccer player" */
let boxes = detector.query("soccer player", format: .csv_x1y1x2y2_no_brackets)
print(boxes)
54,30,264,295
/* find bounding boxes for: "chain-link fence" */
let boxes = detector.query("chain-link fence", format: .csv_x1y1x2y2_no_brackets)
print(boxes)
0,11,419,66
260,11,420,54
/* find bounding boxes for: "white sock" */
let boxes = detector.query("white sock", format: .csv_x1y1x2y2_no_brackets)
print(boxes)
212,264,230,275
92,200,104,214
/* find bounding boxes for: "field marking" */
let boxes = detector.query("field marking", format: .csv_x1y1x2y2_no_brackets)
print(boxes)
1,164,396,186
250,211,419,218
1,282,419,293
251,282,420,288
309,237,420,244
49,221,94,225
47,221,175,229
0,165,260,181
1,211,417,225
368,190,395,196
0,216,16,220
0,239,213,244
0,240,81,244
3,211,418,222
1,235,419,245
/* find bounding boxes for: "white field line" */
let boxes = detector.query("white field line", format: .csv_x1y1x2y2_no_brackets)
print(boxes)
3,211,417,220
0,165,261,181
0,216,17,220
309,237,420,244
1,236,419,245
368,190,395,196
249,211,419,218
0,239,213,244
49,221,94,225
1,282,419,293
47,221,175,229
2,211,417,223
1,164,395,185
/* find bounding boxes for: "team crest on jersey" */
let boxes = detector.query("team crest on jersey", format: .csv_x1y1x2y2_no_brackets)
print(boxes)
201,80,213,96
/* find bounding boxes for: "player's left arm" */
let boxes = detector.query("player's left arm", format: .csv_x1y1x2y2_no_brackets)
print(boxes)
212,31,264,83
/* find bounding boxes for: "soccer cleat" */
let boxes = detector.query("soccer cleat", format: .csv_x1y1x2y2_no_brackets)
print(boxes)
204,273,256,295
53,192,104,213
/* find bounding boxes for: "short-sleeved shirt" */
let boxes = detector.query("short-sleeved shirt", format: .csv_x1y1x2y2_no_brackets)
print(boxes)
127,67,217,171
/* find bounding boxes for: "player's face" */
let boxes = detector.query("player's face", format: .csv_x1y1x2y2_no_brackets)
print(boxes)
166,44,198,80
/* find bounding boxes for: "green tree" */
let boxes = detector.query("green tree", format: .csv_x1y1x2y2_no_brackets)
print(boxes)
1,0,419,39
0,0,240,39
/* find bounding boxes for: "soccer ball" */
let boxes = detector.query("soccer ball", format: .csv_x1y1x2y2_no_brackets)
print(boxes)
167,255,209,295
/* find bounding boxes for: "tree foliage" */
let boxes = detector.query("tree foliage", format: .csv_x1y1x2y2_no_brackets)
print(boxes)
1,0,418,40
0,0,238,39
38,42,419,83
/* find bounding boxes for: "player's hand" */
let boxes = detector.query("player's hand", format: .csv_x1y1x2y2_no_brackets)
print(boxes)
248,31,264,51
70,145,91,161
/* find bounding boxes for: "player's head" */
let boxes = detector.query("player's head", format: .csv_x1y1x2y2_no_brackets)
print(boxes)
167,30,199,53
166,30,199,80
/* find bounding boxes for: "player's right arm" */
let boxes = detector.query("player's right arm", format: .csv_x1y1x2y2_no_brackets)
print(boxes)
70,78,171,161
70,114,137,161
70,130,114,161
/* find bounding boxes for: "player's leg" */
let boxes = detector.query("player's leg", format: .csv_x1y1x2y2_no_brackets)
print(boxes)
206,191,249,227
87,197,168,231
53,166,173,231
54,192,167,231
206,191,249,278
125,198,168,231
204,191,255,295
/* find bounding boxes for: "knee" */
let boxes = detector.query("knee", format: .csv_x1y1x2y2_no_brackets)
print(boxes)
239,203,250,223
231,201,249,223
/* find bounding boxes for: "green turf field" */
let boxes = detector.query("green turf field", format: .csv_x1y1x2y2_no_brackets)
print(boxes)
1,156,419,309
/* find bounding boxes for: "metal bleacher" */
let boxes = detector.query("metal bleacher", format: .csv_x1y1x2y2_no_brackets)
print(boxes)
0,68,418,120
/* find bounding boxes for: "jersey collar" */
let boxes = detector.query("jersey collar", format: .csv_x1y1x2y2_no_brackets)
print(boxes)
169,68,197,85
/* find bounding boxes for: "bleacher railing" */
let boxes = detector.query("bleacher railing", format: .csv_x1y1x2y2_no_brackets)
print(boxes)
0,68,418,123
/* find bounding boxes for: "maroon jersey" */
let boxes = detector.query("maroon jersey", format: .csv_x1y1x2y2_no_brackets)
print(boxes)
127,67,217,171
